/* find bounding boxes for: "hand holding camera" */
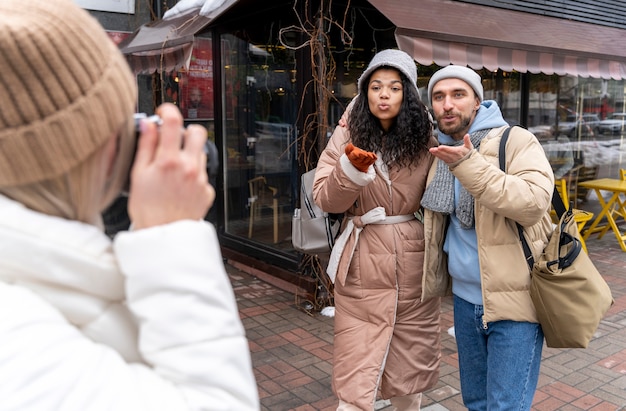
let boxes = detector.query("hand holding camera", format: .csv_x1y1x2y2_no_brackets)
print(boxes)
128,103,215,230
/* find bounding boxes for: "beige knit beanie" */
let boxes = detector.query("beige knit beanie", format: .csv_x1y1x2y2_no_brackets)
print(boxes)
0,0,137,187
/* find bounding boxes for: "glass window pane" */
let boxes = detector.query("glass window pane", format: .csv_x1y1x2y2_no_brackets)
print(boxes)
480,69,521,126
221,30,297,249
529,75,626,200
421,66,626,204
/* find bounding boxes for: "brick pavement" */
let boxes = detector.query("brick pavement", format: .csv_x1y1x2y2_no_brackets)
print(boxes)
225,216,626,411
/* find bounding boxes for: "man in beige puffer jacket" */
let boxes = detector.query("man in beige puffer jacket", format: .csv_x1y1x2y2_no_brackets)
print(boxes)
421,65,554,411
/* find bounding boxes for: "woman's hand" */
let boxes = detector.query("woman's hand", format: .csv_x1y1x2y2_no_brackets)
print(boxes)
345,143,377,172
128,103,215,229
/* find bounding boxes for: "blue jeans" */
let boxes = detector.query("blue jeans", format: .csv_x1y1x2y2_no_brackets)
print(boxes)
453,295,543,411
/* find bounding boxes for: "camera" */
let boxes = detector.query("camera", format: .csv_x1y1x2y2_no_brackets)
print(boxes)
131,113,218,179
134,113,162,138
120,113,162,194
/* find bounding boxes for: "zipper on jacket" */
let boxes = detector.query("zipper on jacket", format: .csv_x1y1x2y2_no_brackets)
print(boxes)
386,177,393,214
474,210,489,332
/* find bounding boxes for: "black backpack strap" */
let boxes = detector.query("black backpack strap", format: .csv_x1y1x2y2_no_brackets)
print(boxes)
498,126,535,270
501,125,565,217
498,126,511,171
551,183,567,219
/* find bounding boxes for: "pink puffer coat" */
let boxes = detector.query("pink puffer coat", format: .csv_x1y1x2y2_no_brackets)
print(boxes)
313,125,441,409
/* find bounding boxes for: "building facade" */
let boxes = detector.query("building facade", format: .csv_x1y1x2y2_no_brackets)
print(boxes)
88,0,626,293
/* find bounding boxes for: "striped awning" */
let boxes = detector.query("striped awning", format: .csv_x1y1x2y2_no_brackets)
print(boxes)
369,0,626,80
397,35,626,80
118,0,237,75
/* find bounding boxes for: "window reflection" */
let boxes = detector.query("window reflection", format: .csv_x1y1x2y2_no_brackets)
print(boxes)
530,76,626,204
221,32,297,249
420,67,626,205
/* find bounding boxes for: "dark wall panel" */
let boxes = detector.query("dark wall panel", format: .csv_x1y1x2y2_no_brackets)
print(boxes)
455,0,626,29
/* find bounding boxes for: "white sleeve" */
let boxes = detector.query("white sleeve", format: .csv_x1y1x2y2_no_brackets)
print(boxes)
0,220,259,411
114,220,259,410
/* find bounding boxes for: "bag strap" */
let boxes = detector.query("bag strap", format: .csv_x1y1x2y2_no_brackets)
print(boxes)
498,126,566,217
498,126,534,270
500,126,583,271
499,125,571,269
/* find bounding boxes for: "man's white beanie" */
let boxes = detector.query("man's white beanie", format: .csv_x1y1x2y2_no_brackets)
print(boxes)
357,49,420,99
427,65,483,103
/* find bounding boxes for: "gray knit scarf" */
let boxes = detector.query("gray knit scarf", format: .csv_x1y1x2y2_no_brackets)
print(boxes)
421,129,490,229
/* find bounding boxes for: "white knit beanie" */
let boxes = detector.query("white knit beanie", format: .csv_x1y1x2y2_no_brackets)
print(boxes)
0,0,137,187
357,49,420,99
427,65,484,103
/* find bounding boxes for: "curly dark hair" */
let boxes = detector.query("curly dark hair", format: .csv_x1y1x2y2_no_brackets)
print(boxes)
348,67,433,168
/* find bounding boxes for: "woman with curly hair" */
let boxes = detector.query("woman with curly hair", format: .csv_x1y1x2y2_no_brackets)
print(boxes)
313,49,441,411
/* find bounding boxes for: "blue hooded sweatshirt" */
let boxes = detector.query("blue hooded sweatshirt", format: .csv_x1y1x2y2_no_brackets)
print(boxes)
437,100,509,305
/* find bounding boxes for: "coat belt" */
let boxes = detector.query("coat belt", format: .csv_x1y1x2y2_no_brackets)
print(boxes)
327,207,415,285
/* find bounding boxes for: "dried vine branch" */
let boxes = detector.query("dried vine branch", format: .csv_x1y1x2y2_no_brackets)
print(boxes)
279,0,352,171
278,0,353,311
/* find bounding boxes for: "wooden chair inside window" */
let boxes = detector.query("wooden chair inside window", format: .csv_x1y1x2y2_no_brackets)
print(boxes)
572,165,599,207
552,178,594,253
596,168,626,239
248,176,279,243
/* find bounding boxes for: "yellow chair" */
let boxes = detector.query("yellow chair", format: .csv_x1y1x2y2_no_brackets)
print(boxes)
553,178,594,253
597,168,626,239
248,176,279,244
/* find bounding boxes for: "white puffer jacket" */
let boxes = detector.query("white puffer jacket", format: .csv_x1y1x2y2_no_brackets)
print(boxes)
0,194,259,411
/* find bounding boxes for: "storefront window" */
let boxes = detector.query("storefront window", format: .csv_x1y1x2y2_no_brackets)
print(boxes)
162,37,215,122
220,30,297,250
422,66,626,204
182,38,214,121
419,66,524,126
159,35,218,224
523,76,625,198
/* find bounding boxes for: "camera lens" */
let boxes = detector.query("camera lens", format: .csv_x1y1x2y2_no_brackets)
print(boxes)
134,113,161,138
124,113,161,194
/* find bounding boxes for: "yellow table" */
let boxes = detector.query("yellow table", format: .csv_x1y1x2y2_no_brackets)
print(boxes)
579,178,626,251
